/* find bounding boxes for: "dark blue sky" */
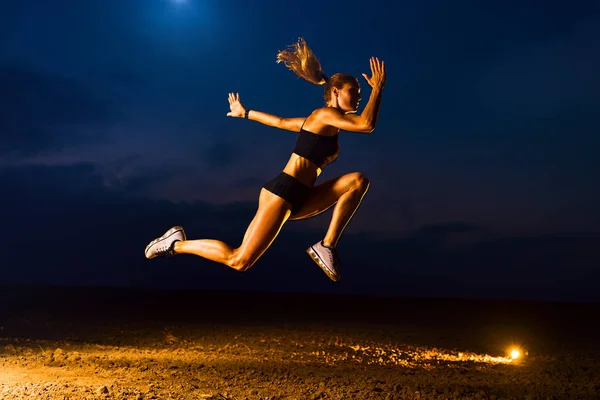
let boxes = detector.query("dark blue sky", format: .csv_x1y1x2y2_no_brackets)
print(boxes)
1,0,599,301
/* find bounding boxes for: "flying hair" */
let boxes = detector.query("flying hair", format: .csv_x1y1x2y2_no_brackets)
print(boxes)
276,37,328,85
276,38,359,105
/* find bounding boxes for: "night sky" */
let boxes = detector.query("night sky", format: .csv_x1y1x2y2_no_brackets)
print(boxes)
1,0,599,302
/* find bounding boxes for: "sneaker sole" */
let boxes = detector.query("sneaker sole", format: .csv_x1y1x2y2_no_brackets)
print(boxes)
306,247,340,282
145,226,186,258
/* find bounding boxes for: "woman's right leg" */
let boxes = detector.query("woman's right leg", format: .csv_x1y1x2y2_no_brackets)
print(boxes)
173,189,292,272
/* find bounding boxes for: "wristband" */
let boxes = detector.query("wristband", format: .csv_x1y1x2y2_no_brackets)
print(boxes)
244,109,250,119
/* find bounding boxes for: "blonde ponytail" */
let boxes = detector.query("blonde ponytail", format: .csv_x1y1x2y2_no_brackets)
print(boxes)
276,38,328,85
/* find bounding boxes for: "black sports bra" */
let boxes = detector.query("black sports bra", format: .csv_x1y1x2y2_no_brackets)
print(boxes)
292,127,340,169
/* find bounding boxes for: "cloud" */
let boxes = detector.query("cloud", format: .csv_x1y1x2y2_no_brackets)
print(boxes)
205,135,241,169
100,155,178,192
0,63,121,157
1,163,599,302
403,222,498,249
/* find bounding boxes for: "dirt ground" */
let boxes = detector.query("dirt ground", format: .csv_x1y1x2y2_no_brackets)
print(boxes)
1,286,599,399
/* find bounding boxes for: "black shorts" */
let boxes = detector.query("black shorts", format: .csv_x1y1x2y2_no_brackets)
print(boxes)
263,172,311,215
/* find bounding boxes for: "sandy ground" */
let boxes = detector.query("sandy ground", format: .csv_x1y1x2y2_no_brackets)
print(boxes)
0,286,599,399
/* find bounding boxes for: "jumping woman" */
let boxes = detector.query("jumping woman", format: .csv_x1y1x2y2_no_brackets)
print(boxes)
145,38,386,282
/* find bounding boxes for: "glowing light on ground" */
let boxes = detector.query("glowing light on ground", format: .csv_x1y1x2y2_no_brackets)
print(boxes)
308,342,516,368
510,349,521,359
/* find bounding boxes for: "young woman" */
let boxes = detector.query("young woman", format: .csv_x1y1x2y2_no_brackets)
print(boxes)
145,38,386,282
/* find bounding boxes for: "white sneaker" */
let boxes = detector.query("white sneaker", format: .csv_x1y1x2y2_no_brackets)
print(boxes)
306,241,341,282
145,226,186,259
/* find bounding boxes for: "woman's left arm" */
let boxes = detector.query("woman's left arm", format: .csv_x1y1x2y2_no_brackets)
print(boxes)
227,92,305,132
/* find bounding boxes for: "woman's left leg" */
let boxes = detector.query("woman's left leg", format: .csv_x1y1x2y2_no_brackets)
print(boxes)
289,171,370,281
289,171,370,247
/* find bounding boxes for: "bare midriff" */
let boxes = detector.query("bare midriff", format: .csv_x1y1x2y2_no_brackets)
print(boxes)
282,153,322,187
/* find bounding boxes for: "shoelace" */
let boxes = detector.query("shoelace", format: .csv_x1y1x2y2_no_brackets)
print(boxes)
155,241,178,257
156,248,173,257
324,247,339,266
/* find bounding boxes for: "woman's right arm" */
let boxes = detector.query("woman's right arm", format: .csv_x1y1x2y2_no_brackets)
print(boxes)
317,57,386,134
246,110,306,132
317,86,383,133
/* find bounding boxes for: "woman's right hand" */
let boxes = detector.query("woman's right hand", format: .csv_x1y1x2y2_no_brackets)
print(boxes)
362,57,386,90
227,92,246,118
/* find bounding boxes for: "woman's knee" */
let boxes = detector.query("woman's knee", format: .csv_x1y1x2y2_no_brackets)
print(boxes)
349,172,370,193
229,248,257,272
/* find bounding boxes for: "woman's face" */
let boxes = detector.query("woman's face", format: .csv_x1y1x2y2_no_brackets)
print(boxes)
335,82,362,113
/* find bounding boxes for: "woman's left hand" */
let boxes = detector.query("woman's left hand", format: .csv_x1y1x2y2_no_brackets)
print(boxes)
227,92,246,118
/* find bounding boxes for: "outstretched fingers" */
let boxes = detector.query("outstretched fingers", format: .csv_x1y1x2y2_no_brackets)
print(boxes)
363,57,386,87
228,92,241,104
370,57,386,87
371,57,382,74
